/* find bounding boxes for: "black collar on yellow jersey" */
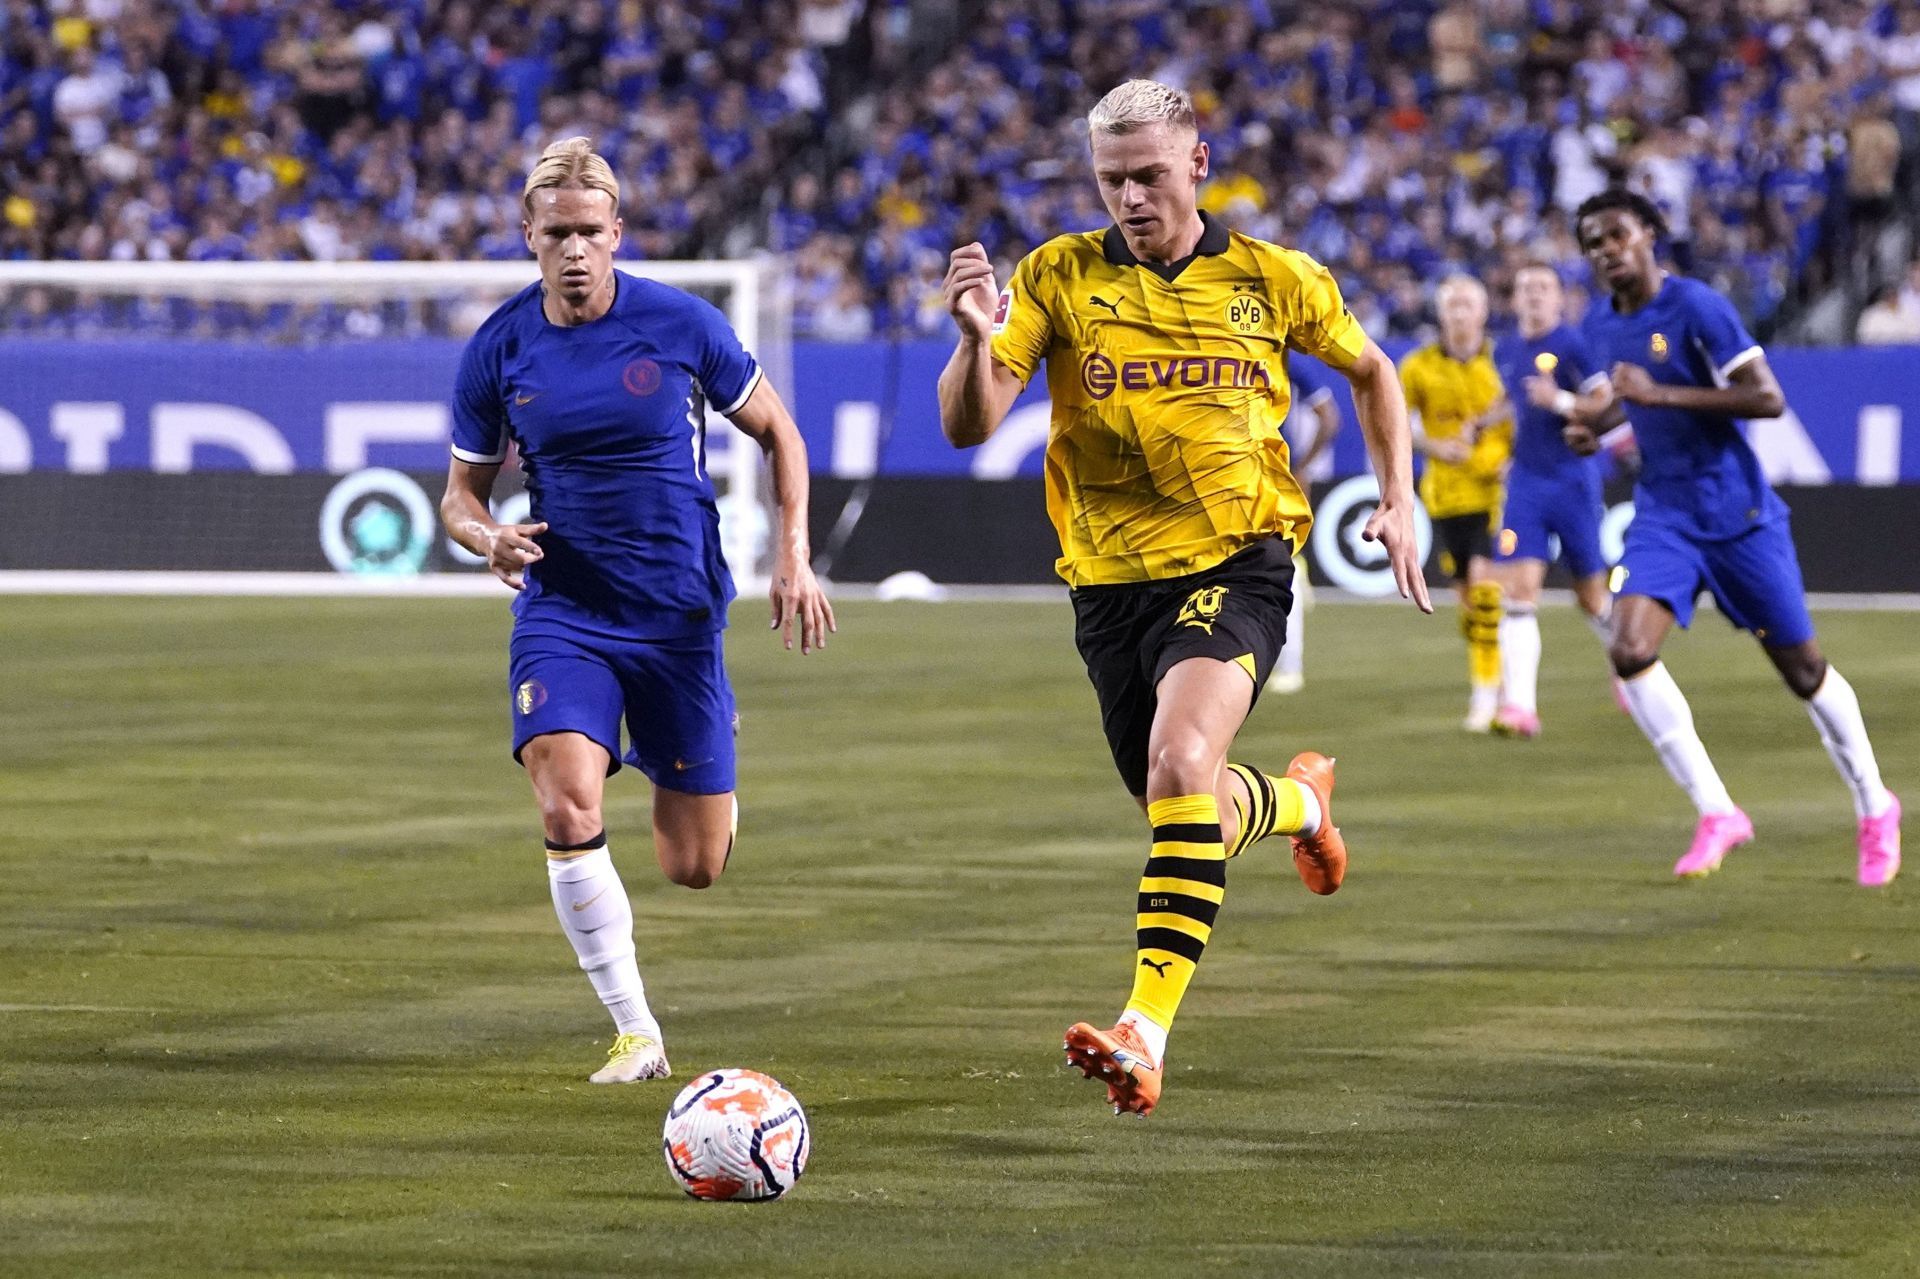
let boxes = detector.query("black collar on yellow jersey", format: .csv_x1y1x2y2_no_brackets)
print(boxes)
1102,210,1231,282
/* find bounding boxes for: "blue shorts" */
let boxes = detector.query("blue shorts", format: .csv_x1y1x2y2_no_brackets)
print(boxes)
1495,470,1607,579
1616,516,1815,647
508,624,737,794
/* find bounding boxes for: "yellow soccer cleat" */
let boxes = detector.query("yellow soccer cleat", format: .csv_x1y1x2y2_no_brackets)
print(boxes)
589,1032,671,1084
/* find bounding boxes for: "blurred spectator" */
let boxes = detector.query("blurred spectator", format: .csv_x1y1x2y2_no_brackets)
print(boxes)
1855,283,1920,343
2,0,1918,345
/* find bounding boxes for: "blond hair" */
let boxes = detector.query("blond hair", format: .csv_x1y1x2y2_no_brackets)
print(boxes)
1088,80,1196,138
1436,273,1489,309
522,136,620,215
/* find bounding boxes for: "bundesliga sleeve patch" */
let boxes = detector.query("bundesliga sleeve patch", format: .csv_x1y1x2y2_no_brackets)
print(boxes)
991,287,1012,334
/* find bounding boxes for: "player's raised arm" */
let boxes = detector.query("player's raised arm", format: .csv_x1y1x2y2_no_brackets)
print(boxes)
1608,353,1785,421
440,457,547,591
1342,339,1433,613
936,242,1025,447
727,378,836,654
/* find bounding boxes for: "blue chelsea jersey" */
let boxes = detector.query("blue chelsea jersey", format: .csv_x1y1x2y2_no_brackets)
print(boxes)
450,271,762,638
1492,324,1603,482
1580,275,1786,541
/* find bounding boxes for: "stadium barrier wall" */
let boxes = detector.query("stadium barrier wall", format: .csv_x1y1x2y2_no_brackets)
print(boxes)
2,470,1915,593
0,339,1913,590
0,339,1915,484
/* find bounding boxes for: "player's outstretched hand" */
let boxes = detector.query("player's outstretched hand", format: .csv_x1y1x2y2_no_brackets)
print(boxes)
944,242,999,341
1362,495,1434,614
770,558,836,654
486,521,547,590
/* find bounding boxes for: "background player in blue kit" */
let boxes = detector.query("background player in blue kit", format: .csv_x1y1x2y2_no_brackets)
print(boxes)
1565,189,1900,885
1489,264,1615,739
439,138,835,1082
1266,355,1343,696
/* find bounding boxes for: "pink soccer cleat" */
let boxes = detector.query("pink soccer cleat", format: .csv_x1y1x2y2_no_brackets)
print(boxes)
1611,678,1631,716
1673,809,1754,878
1492,705,1541,739
1857,794,1902,888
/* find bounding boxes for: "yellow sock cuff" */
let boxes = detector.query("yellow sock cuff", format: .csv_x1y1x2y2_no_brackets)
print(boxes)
1147,794,1220,828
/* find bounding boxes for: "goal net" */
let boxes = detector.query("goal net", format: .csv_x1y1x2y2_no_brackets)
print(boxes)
0,259,790,591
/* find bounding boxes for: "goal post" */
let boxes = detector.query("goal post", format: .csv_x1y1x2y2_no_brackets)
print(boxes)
0,257,790,591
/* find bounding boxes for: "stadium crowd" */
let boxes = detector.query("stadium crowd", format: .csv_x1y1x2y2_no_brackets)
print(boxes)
3,0,1918,342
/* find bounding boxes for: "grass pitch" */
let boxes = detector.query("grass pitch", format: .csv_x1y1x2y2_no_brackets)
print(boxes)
2,595,1916,1277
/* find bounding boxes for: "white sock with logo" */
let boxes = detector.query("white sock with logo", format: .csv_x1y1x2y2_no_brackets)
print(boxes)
1803,667,1894,820
1619,662,1736,816
1116,1008,1168,1067
1499,606,1542,713
547,842,660,1038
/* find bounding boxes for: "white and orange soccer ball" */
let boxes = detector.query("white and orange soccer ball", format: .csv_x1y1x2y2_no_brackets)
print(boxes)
661,1068,810,1201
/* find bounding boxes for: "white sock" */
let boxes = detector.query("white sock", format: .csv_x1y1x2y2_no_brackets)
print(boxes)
1279,597,1304,678
1470,682,1500,717
1804,667,1894,819
1291,779,1323,836
1499,608,1542,713
547,845,660,1038
1619,662,1736,816
1585,609,1611,645
1117,1008,1168,1067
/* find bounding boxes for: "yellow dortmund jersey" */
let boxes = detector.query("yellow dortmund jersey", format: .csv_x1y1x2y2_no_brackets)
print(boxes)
1399,341,1512,520
989,213,1368,586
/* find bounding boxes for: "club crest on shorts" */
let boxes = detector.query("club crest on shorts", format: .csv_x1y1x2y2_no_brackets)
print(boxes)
1177,585,1229,634
515,679,547,715
1649,332,1670,362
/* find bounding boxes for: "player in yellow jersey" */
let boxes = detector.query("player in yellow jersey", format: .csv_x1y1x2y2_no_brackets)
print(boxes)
936,80,1432,1118
1399,275,1514,731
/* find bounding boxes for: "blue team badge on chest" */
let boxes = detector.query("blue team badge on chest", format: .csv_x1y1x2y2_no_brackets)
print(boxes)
1649,333,1670,362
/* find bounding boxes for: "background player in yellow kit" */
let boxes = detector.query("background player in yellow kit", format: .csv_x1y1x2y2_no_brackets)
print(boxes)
937,79,1431,1117
1399,275,1513,731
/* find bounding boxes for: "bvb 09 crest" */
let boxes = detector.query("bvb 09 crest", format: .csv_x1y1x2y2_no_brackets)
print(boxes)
1225,294,1264,334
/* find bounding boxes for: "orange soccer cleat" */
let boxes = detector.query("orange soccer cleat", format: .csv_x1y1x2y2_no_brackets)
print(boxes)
1063,1021,1163,1117
1286,751,1346,895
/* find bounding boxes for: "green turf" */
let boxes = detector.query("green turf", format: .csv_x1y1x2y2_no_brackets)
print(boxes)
1,595,1915,1277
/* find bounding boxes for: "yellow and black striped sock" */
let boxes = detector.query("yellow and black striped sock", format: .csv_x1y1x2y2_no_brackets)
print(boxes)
1465,580,1503,689
1125,794,1226,1034
1224,763,1309,858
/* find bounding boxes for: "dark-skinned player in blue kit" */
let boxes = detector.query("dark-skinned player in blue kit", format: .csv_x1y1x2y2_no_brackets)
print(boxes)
1564,189,1899,884
440,138,835,1083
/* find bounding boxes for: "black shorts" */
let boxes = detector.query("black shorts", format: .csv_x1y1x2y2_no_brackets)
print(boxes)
1070,537,1296,797
1432,511,1495,581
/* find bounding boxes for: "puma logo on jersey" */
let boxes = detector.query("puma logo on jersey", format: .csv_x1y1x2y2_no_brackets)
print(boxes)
515,392,540,406
1089,296,1121,318
1139,957,1172,977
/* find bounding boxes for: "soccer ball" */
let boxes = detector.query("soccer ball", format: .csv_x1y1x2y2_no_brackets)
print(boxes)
662,1068,810,1201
